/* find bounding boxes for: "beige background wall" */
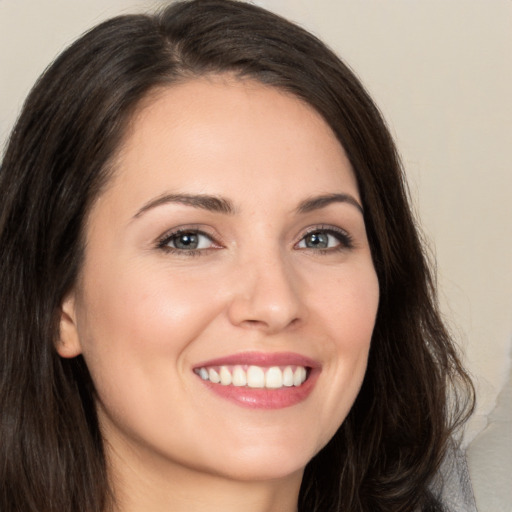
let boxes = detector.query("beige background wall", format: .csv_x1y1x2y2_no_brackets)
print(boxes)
1,1,511,510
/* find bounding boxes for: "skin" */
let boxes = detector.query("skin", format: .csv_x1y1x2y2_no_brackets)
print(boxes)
58,76,380,512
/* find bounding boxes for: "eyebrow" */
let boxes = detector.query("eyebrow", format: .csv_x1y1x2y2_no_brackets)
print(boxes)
133,193,236,219
296,193,363,215
133,191,363,220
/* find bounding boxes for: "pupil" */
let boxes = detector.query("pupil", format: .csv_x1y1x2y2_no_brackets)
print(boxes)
306,232,328,248
176,233,198,249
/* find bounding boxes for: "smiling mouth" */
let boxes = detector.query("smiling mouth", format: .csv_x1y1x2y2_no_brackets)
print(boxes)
194,365,309,389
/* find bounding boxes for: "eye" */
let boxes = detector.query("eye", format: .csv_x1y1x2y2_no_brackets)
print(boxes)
158,229,217,253
296,227,353,251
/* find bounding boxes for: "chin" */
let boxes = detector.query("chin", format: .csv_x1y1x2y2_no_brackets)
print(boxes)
204,440,319,482
213,458,307,483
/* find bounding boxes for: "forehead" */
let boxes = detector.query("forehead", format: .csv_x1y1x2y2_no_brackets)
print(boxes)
102,76,359,214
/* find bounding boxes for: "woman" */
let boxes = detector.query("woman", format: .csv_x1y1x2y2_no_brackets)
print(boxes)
0,1,474,511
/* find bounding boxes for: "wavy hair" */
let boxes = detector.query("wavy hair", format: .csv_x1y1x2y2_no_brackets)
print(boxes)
0,1,474,511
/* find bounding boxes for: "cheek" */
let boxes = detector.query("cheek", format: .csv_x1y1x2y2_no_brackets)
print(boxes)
73,263,226,445
75,262,223,374
332,266,379,382
313,262,379,345
306,262,379,434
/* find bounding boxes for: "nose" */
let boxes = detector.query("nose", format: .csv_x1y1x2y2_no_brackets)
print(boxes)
227,253,305,334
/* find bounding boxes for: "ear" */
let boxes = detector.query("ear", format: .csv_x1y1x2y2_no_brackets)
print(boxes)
56,293,83,358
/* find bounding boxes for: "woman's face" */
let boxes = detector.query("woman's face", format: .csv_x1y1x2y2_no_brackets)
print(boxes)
59,77,379,483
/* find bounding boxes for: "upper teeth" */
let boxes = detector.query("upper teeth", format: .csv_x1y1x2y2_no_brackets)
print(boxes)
195,365,308,389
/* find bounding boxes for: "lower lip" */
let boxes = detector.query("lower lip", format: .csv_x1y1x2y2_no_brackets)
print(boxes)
197,370,319,409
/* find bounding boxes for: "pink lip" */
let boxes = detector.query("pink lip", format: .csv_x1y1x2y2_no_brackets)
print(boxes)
193,351,321,410
193,351,320,370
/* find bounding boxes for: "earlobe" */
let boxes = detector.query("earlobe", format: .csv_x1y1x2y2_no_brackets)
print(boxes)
56,293,83,358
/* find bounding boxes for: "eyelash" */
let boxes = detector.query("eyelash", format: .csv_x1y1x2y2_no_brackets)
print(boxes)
156,225,354,257
296,225,354,253
157,227,220,257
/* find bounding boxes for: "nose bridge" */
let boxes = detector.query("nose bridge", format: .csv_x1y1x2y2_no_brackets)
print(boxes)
227,243,304,332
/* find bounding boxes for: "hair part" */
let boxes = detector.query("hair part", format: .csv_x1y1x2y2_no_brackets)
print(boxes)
0,1,474,511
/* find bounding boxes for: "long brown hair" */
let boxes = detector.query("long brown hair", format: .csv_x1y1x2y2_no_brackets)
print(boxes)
0,1,474,511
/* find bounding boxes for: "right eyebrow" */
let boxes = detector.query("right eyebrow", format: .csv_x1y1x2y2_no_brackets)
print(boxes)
132,193,236,220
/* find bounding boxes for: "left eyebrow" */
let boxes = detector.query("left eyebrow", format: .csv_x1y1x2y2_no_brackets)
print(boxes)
296,193,363,215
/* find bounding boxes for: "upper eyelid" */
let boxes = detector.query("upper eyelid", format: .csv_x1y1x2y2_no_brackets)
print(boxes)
297,224,351,239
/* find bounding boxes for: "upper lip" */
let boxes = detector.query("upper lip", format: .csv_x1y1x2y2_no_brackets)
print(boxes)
193,351,320,369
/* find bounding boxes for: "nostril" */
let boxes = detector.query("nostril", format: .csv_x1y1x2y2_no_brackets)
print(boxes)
240,317,301,330
241,319,266,327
